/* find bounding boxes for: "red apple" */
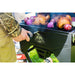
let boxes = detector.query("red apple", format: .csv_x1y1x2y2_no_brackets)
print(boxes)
64,24,72,30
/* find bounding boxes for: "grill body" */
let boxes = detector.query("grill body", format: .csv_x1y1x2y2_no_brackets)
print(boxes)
20,23,75,62
20,12,75,62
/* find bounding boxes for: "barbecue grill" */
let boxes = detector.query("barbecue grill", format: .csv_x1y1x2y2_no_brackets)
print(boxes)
20,13,75,62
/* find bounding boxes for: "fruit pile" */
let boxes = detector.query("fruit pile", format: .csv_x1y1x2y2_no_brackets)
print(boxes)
24,14,72,31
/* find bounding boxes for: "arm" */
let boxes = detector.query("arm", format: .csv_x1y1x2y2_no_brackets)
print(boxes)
0,13,21,37
0,13,31,42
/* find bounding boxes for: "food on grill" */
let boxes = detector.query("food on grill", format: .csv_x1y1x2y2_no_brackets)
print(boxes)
47,22,54,28
24,14,50,25
24,14,72,31
57,17,71,29
45,15,50,21
64,24,72,30
33,14,50,25
30,16,36,21
33,17,40,25
54,15,61,22
24,17,29,23
24,16,36,25
66,15,72,21
50,15,61,24
50,18,56,23
26,19,33,25
38,15,47,25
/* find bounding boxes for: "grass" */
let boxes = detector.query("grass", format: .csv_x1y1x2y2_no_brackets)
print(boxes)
29,46,59,63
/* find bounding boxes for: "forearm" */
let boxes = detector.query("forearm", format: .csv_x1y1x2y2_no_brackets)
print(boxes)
0,13,21,37
8,26,22,37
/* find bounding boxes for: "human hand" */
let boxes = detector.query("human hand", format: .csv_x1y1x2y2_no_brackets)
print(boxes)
13,28,32,42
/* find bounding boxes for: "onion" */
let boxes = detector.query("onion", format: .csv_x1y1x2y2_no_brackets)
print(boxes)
30,16,36,22
26,19,33,25
24,17,29,23
47,22,54,28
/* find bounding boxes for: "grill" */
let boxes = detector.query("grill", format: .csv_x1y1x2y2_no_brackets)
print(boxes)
20,15,75,62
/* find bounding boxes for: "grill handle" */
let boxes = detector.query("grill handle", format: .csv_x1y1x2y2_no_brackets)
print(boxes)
27,32,33,38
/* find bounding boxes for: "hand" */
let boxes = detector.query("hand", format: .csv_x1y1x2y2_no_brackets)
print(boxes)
13,28,32,42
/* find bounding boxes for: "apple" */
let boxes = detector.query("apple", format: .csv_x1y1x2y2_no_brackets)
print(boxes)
64,24,72,30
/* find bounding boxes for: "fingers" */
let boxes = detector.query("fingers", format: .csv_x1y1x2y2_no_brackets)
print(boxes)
25,32,30,42
21,28,33,42
27,31,33,37
21,29,30,41
13,28,32,42
22,31,32,42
